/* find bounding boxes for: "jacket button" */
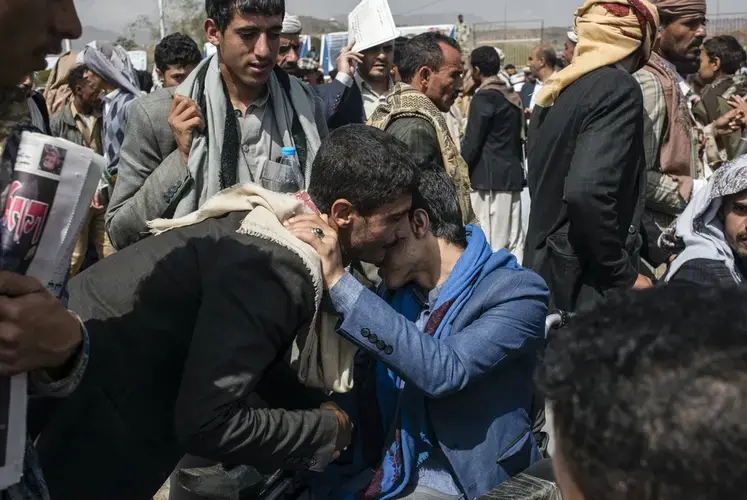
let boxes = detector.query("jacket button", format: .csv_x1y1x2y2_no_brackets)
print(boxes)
361,328,371,338
369,334,378,344
309,458,317,467
628,225,637,235
384,345,393,355
377,340,386,350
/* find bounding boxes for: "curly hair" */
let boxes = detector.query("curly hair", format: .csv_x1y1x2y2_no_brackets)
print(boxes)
536,285,747,500
154,33,203,73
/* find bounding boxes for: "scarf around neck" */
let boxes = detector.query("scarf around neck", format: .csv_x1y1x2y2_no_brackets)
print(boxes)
172,55,323,219
479,75,523,108
148,184,357,393
663,156,747,283
362,226,520,500
368,83,476,225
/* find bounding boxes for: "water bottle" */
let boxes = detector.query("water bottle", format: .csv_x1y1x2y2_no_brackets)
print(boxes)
277,146,304,193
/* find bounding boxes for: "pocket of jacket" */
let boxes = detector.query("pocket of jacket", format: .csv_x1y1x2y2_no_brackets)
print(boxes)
544,232,584,310
259,159,304,194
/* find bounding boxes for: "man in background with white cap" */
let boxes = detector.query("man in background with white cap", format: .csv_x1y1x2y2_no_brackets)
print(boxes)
562,29,578,65
278,13,303,77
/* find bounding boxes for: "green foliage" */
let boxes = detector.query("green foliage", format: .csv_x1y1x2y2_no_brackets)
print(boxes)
127,0,206,48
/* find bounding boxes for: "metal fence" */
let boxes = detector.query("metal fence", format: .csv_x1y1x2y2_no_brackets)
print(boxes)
470,20,546,68
707,12,747,45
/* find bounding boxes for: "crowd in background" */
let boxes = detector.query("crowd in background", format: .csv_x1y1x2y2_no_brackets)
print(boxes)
2,1,747,500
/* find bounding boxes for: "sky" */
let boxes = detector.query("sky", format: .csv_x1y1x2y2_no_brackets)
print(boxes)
75,0,743,32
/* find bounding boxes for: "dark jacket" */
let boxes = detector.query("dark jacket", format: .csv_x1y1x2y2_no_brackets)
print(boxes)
36,212,338,500
386,116,444,168
524,66,645,313
668,257,746,287
462,88,524,192
314,79,366,130
519,81,536,110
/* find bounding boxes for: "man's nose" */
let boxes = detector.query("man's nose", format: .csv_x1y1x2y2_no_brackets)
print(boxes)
55,0,83,41
695,23,707,39
287,47,300,64
255,33,272,59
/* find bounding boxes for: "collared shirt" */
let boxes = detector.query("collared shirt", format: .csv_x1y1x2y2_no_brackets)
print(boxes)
70,102,102,155
528,72,557,110
233,89,283,184
336,71,393,119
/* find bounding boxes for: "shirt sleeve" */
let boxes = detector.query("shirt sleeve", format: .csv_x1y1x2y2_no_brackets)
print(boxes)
29,317,89,398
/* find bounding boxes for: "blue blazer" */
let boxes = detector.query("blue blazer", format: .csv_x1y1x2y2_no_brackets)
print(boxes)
314,79,366,130
335,259,549,499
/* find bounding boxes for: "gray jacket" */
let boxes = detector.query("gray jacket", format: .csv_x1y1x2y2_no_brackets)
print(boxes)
106,80,328,251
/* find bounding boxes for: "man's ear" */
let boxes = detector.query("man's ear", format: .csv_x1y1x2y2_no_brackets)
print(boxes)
712,56,722,72
205,19,222,47
411,208,430,239
416,66,433,89
329,199,355,229
155,68,164,80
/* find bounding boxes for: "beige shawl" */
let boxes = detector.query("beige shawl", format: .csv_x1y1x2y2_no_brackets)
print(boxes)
148,184,357,394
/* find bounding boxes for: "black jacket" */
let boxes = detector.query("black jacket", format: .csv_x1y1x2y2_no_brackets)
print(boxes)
315,79,366,130
462,88,524,192
524,66,646,313
36,212,338,500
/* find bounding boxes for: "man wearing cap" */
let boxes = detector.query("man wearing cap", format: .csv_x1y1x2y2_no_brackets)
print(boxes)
316,37,396,130
278,13,303,77
525,0,660,313
632,0,741,273
562,29,578,65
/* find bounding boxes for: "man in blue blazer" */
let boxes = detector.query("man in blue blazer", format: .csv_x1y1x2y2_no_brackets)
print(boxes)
288,163,549,499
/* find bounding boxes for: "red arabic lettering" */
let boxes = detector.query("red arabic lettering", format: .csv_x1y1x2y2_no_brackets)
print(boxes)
3,181,49,245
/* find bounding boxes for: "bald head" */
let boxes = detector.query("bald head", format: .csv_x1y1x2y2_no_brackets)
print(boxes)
528,44,559,82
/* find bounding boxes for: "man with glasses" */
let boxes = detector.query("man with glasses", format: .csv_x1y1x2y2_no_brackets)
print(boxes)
316,38,396,130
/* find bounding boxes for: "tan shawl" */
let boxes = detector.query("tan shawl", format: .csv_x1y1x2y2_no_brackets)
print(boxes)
368,83,476,224
479,75,523,109
643,52,696,177
536,0,659,107
148,184,358,394
43,51,78,116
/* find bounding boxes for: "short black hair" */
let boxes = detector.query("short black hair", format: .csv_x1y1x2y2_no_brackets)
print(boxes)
67,64,88,92
308,125,418,216
397,32,461,84
393,36,410,68
704,35,747,75
535,44,559,69
537,285,747,500
155,33,203,73
470,46,501,77
412,162,466,247
136,69,153,92
205,0,285,32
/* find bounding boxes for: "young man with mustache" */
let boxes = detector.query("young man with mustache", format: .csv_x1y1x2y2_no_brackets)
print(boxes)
106,0,328,251
288,163,548,499
661,156,747,285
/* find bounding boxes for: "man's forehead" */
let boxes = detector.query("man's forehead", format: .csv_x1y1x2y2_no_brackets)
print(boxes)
229,12,283,30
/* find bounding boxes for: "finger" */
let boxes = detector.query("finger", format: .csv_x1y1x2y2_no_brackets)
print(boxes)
0,272,44,297
0,322,21,349
284,214,327,226
181,117,204,133
343,39,356,52
170,95,191,114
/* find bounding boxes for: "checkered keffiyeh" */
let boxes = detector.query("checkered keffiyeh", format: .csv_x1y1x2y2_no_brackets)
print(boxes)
298,58,319,71
102,89,136,176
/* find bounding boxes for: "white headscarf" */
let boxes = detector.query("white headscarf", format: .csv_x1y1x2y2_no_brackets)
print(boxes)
662,156,747,283
282,14,303,35
77,41,141,96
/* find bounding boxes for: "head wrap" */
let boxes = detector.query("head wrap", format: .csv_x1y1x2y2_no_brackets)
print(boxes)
662,156,747,283
76,41,141,97
536,0,659,107
652,0,707,21
282,14,303,35
567,30,579,44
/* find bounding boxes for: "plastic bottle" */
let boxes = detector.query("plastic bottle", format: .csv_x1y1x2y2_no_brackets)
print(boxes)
269,146,304,193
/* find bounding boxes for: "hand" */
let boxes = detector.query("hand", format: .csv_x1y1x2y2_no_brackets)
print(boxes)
632,274,653,291
168,95,205,164
91,188,104,210
321,402,353,461
0,272,82,376
729,95,747,123
285,214,345,290
336,40,363,77
712,107,744,136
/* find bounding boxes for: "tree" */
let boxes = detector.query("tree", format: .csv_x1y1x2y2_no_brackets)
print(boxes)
114,36,139,51
127,0,206,48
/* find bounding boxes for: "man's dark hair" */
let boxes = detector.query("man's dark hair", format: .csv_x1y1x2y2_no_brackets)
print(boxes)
308,125,418,216
67,64,88,92
536,44,559,70
470,46,501,77
413,162,466,247
155,33,203,73
704,35,747,75
205,0,285,32
536,285,747,500
136,70,153,92
393,36,410,68
397,32,461,84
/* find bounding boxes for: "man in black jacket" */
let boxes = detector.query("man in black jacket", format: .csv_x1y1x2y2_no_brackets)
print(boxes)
462,46,526,259
35,125,418,500
524,0,657,313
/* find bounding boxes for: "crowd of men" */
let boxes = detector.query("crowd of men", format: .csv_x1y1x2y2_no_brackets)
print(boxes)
2,0,747,500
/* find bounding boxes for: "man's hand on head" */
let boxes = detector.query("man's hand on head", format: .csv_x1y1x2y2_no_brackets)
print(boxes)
0,272,82,377
336,40,363,78
285,214,346,290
